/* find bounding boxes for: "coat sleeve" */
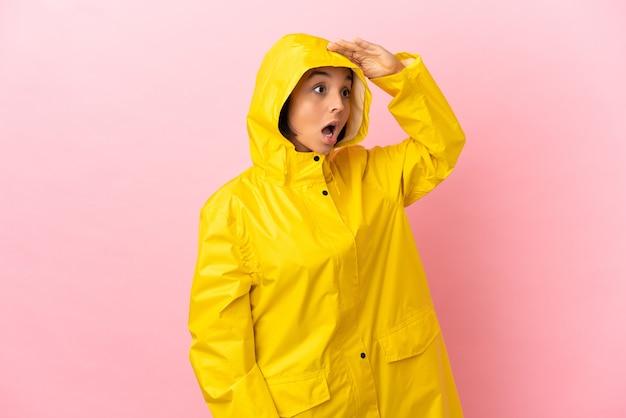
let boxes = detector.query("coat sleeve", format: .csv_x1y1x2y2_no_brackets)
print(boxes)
365,53,465,207
188,204,279,418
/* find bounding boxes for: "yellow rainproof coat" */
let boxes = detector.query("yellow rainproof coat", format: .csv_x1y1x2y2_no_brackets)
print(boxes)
189,34,465,417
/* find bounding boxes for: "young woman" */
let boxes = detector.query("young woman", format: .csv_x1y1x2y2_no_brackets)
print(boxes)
189,33,465,417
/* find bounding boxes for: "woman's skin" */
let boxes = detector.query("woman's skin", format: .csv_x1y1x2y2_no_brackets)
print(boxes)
327,37,405,79
285,37,406,155
286,66,352,154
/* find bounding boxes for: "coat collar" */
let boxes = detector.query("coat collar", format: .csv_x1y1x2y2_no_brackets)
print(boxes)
252,139,333,187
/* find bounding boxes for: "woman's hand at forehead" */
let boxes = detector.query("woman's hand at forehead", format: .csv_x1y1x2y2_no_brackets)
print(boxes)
327,37,405,79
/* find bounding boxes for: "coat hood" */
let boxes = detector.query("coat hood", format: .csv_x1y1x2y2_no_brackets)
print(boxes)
246,34,372,176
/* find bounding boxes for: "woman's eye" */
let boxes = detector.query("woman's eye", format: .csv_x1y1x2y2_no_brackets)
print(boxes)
313,85,325,94
341,88,351,98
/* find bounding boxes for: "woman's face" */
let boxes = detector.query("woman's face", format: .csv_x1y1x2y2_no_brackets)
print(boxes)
286,66,352,155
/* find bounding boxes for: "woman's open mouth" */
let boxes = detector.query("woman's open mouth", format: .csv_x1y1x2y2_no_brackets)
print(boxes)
322,124,336,138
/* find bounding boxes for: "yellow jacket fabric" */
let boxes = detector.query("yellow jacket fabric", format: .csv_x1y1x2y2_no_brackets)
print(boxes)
189,34,465,417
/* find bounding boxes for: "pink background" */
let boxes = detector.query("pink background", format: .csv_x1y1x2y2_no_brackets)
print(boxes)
1,0,625,417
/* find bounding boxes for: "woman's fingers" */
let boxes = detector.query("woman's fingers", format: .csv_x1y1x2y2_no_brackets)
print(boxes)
329,38,356,49
351,37,379,53
328,37,382,59
328,37,403,78
327,41,361,64
327,39,357,56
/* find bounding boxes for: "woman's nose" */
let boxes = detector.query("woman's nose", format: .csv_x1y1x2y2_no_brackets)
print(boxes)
329,92,345,113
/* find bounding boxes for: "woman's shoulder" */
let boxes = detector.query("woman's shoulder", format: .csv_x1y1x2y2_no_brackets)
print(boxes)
200,168,256,219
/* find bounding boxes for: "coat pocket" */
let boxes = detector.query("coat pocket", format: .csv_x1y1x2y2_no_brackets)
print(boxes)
266,371,330,417
376,306,441,363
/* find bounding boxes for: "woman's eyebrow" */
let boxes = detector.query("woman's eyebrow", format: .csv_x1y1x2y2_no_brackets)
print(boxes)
307,70,331,79
307,70,353,82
